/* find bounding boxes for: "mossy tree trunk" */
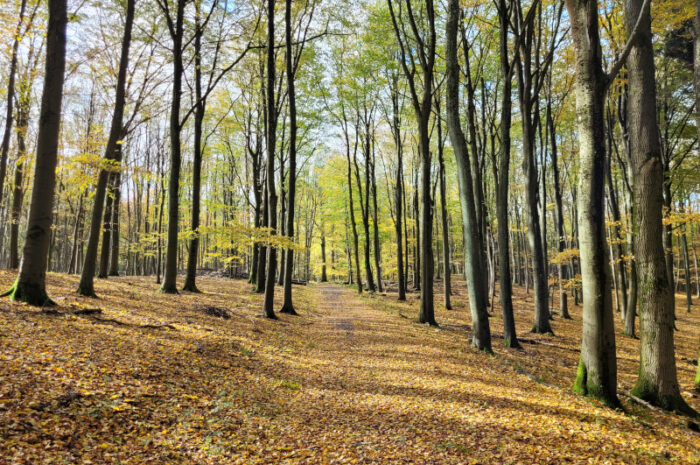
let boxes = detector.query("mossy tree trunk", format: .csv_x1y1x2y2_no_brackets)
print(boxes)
565,0,619,407
3,0,67,307
627,0,694,415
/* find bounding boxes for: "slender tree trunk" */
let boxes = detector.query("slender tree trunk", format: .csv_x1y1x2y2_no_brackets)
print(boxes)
9,88,31,270
160,0,186,294
69,192,84,274
0,0,27,209
516,46,551,334
3,0,66,306
109,172,121,275
344,126,362,294
438,121,451,310
371,141,383,293
446,0,490,349
78,0,135,296
280,0,298,314
565,0,619,407
262,0,278,319
549,101,570,319
183,4,205,293
681,223,692,312
495,0,519,347
320,227,328,282
627,0,693,414
98,171,116,278
391,81,406,300
256,182,268,293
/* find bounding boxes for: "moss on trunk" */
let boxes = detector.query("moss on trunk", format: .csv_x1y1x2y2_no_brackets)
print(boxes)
3,278,55,307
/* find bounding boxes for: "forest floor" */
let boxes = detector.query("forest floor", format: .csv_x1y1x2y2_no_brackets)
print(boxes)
0,271,699,464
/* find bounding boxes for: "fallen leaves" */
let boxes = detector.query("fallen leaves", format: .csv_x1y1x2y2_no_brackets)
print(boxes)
0,271,698,464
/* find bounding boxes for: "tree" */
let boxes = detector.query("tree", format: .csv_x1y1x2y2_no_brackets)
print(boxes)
627,0,694,415
513,0,561,334
8,9,41,270
565,0,620,407
157,0,187,294
262,0,278,319
0,0,27,210
446,0,491,350
2,0,67,305
493,0,520,347
77,0,136,297
387,0,437,325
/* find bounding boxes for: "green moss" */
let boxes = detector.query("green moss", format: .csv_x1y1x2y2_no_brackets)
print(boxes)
632,375,698,417
573,358,620,408
4,279,55,307
572,358,587,395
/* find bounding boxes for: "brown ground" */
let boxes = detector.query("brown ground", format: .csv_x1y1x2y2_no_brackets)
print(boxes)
0,270,698,464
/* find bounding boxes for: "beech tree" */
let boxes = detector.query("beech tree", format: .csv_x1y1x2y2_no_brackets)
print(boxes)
627,0,694,414
2,0,67,305
446,0,490,350
77,0,136,297
387,0,437,325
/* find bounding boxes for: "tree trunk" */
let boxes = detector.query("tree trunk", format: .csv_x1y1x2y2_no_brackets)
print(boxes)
681,223,692,313
446,0,490,349
255,182,268,293
3,0,67,306
9,87,31,270
627,0,693,414
391,79,406,300
183,6,205,293
565,0,619,407
98,172,116,278
494,0,519,347
371,139,383,293
549,100,570,319
437,118,451,310
0,0,27,209
280,0,298,315
320,228,328,282
109,172,121,276
262,0,278,319
515,27,551,334
78,0,135,296
159,0,185,294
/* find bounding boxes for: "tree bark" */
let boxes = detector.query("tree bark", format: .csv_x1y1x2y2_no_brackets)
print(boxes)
392,80,406,301
3,0,67,306
565,0,619,407
159,0,186,294
0,0,27,209
549,100,570,319
437,114,451,310
109,171,121,276
78,0,135,296
627,0,693,414
183,5,206,293
446,0,491,350
262,0,278,319
280,0,299,314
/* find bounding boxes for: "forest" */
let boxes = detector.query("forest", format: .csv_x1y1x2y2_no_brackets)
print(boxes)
0,0,699,462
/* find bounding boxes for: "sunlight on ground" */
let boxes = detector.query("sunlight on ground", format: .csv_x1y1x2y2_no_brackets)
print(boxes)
0,271,698,464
